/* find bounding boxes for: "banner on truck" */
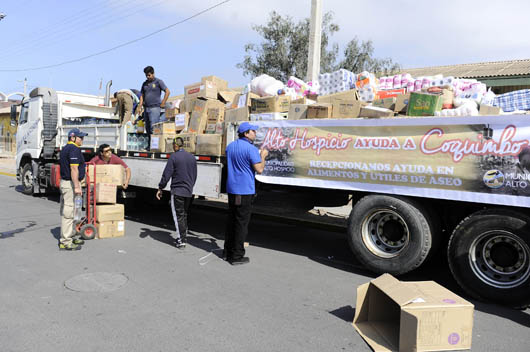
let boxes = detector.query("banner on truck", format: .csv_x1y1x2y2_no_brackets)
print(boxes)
251,116,530,208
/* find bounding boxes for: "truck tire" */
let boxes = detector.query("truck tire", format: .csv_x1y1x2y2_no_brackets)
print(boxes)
21,164,34,195
347,195,435,275
447,209,530,308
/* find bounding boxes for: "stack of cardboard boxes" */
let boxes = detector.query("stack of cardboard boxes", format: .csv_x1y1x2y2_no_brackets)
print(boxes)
87,164,126,239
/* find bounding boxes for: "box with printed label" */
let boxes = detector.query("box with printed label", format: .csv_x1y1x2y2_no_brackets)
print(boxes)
174,113,189,132
176,132,197,154
218,90,239,104
360,106,394,118
307,104,333,119
353,274,474,352
96,204,124,222
184,80,217,100
152,121,176,135
189,99,225,134
201,75,228,91
165,108,178,119
150,133,176,153
205,122,225,135
317,89,360,104
95,183,117,204
225,107,250,123
288,104,308,120
196,134,223,156
479,104,503,116
230,92,260,109
250,112,288,121
87,165,124,186
394,93,411,113
372,97,397,110
179,98,197,113
332,100,361,118
376,88,407,100
97,220,125,238
250,95,291,113
407,92,443,116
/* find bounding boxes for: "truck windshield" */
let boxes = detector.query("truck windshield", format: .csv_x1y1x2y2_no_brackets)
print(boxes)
19,103,29,125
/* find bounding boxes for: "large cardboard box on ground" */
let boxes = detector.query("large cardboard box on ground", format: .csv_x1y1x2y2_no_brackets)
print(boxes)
189,99,225,134
177,132,197,153
95,183,117,204
317,89,360,104
152,121,177,135
196,134,223,156
251,95,291,113
288,104,309,120
97,220,125,238
225,107,250,123
96,204,124,222
87,165,124,186
307,103,333,119
150,133,176,153
353,274,474,352
407,92,443,116
184,81,218,100
201,75,228,91
332,100,361,118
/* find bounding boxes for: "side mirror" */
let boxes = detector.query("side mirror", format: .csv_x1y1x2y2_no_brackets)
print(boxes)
10,104,18,127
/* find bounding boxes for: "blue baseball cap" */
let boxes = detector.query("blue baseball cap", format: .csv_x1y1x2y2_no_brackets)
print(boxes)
68,128,88,138
238,122,259,134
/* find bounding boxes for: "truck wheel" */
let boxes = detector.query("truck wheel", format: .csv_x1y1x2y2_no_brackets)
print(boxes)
447,209,530,308
21,164,34,195
80,224,97,240
347,195,434,275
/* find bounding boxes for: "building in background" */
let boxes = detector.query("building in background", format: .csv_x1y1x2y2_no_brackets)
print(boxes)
0,101,19,156
402,59,530,94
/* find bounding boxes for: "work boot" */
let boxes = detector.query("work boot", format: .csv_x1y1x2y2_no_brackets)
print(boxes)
72,238,85,245
229,257,249,265
59,243,82,251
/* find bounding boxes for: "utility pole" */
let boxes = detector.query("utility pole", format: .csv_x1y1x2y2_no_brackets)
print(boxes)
306,0,323,82
17,77,28,96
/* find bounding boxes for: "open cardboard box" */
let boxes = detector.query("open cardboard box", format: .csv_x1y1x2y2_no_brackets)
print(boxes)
353,274,474,352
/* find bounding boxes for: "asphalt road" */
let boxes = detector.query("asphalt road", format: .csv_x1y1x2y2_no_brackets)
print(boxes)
0,174,528,352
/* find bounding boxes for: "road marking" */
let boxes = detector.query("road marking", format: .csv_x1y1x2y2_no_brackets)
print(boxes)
0,171,16,177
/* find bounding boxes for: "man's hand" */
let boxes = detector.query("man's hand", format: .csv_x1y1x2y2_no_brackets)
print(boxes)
156,189,162,200
260,148,269,159
123,182,129,190
74,185,82,195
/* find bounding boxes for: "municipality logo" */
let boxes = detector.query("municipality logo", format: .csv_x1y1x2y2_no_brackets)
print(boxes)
483,170,505,189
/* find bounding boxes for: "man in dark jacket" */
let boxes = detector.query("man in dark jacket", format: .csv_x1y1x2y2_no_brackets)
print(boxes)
156,137,197,248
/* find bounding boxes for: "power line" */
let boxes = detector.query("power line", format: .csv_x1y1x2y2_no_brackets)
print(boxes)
0,0,231,72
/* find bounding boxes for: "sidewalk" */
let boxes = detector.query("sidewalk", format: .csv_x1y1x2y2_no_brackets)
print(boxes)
0,155,16,176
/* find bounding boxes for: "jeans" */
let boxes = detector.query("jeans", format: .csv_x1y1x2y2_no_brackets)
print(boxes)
170,194,193,242
145,106,166,133
224,194,253,260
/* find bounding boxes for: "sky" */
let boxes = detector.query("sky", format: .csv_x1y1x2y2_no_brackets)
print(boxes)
1,0,529,99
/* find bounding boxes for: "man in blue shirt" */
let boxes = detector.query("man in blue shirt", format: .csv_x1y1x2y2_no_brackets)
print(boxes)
156,137,198,249
224,122,268,265
59,128,88,251
138,66,170,135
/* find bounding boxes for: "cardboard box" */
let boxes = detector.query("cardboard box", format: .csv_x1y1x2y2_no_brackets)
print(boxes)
376,88,407,99
201,75,228,91
394,93,411,113
360,106,394,118
479,104,503,116
317,89,360,104
189,99,225,134
97,220,125,238
165,99,181,110
174,113,189,132
251,95,291,113
288,104,309,120
206,102,225,125
196,134,223,156
250,112,288,121
87,165,124,186
95,183,117,204
373,97,397,110
332,100,361,118
177,132,197,153
184,80,218,100
152,121,176,135
230,92,260,109
96,204,124,222
150,134,176,152
165,108,178,119
291,96,316,105
218,90,239,104
353,274,474,352
225,107,250,123
205,122,225,135
407,92,443,116
179,98,197,113
307,103,333,119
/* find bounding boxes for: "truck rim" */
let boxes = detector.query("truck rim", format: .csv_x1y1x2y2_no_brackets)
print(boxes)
469,230,530,289
23,168,33,189
361,209,410,258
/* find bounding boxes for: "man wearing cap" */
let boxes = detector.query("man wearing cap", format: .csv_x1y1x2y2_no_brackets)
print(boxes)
59,128,88,251
156,137,197,249
224,122,268,265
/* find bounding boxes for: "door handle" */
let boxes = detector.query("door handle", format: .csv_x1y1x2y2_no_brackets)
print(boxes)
24,141,27,144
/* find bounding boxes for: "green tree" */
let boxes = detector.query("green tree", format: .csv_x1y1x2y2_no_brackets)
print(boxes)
237,11,399,81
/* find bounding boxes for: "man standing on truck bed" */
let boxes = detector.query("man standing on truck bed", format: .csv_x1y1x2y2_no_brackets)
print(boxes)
90,144,131,189
156,137,197,249
114,89,141,126
138,66,170,136
59,128,88,251
224,122,268,265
